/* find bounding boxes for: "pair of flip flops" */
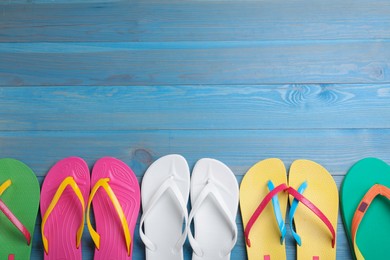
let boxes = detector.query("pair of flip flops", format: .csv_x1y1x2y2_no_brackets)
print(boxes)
40,157,140,259
139,154,239,260
0,158,40,259
341,157,390,259
240,158,339,259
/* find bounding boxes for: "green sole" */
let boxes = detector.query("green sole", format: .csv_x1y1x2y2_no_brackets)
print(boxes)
0,158,40,259
341,158,390,260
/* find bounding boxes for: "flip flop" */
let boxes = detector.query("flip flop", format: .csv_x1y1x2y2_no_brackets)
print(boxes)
288,159,338,260
87,157,140,259
240,158,288,260
40,157,90,259
139,154,190,260
340,157,390,260
188,158,239,260
0,158,40,259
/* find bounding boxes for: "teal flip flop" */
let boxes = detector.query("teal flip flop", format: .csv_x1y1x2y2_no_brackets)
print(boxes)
340,158,390,259
0,158,40,259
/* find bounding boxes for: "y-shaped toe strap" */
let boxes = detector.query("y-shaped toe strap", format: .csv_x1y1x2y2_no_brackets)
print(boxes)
0,180,31,246
244,183,288,247
287,184,336,248
41,176,85,255
187,179,237,257
139,176,188,253
87,178,132,256
351,184,390,260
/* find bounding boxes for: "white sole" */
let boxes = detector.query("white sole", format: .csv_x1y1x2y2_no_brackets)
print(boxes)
190,158,239,260
140,154,190,260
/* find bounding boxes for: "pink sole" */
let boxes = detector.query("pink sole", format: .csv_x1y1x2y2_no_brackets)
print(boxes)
40,157,90,260
91,157,140,260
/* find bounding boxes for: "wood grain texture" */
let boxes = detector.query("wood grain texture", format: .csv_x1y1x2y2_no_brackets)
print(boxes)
1,41,389,85
2,0,122,3
1,0,387,259
1,84,390,130
1,130,389,177
1,0,389,42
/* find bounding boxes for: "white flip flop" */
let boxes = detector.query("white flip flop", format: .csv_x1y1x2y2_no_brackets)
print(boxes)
188,158,239,260
139,154,190,260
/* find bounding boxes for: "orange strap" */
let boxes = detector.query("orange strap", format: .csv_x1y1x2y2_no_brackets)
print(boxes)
351,184,390,260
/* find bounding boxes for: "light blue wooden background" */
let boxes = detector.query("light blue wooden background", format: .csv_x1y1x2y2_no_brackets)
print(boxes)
1,0,390,259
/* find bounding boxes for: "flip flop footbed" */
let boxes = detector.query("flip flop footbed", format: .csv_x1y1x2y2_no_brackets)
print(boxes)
190,158,239,260
288,159,338,260
40,157,90,260
141,154,190,260
91,157,140,260
341,158,390,259
240,158,288,260
0,158,40,259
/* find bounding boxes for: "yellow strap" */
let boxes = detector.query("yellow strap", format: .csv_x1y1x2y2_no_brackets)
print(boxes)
0,179,12,195
354,240,364,260
41,176,85,255
87,178,132,256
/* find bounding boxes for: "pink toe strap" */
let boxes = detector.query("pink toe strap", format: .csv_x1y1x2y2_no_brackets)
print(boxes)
287,187,335,248
0,199,31,245
244,183,288,247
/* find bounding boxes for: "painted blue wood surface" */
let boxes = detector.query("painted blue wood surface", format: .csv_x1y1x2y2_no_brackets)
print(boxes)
1,84,390,130
1,130,390,178
1,0,389,259
1,1,390,42
0,41,389,85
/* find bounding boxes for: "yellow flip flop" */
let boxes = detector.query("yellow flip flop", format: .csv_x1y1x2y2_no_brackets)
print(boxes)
240,158,288,260
288,159,338,260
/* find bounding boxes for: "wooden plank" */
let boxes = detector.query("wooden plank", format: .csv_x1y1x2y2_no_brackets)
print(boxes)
1,84,390,130
2,0,121,3
0,1,382,258
1,41,389,86
1,129,389,177
1,0,389,42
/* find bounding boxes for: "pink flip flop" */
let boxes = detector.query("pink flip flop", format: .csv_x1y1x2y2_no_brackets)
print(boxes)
40,157,90,260
87,157,141,259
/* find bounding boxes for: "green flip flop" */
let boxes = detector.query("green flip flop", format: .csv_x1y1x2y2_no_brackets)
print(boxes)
0,158,40,259
341,158,390,260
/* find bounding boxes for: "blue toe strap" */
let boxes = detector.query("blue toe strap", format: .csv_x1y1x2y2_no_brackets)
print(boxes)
289,181,308,246
267,181,286,244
